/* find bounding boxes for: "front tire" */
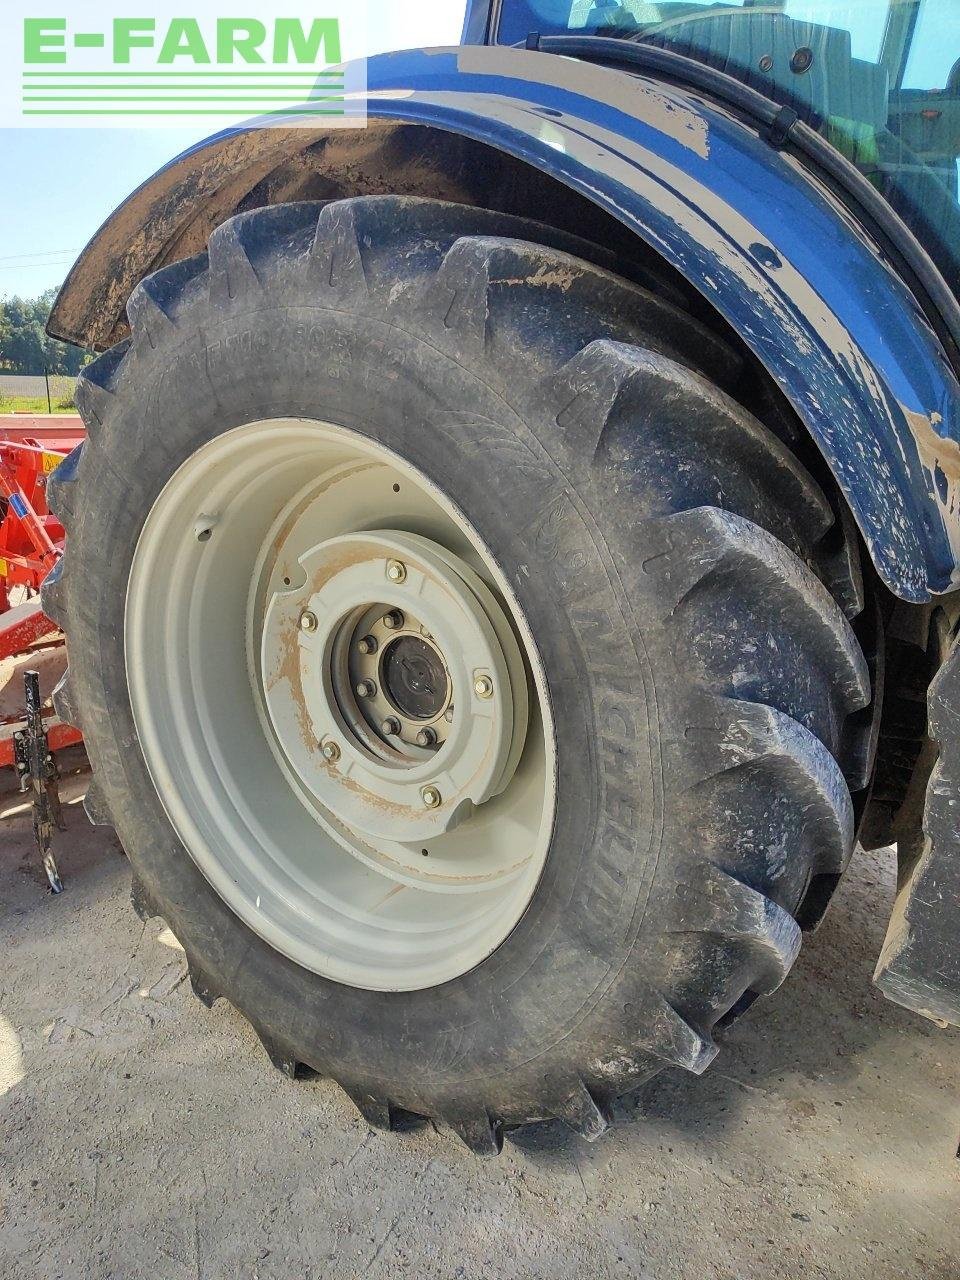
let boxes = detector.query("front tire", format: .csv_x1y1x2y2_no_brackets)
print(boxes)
45,197,876,1152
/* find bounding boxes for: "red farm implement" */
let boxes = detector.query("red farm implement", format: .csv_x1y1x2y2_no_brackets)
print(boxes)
0,416,83,610
1,415,85,888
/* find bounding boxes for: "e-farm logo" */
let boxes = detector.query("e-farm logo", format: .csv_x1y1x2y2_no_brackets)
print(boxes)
0,2,367,128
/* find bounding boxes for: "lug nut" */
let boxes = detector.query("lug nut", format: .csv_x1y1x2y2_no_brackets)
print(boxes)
299,610,318,633
381,717,401,736
415,727,437,748
386,559,407,584
357,634,378,655
473,675,494,699
356,680,377,699
382,610,404,630
444,707,454,723
421,785,442,809
321,740,341,762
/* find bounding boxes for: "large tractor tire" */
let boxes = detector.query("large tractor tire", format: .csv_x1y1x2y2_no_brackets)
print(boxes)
44,197,877,1152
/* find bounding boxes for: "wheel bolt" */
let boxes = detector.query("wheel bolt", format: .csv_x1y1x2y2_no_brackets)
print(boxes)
356,634,378,655
421,785,442,809
382,610,404,630
444,707,454,723
386,559,407,584
381,717,401,736
321,740,341,762
415,727,437,748
299,610,318,633
474,675,494,699
356,680,377,699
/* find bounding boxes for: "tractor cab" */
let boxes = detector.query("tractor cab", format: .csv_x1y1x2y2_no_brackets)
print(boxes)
488,0,960,293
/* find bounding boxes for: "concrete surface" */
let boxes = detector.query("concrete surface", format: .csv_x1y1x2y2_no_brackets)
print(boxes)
1,755,959,1280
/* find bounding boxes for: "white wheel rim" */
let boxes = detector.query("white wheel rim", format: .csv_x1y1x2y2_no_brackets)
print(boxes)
125,419,556,991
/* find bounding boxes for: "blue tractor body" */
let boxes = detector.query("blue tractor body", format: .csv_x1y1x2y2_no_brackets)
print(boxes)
48,2,960,1026
51,45,960,605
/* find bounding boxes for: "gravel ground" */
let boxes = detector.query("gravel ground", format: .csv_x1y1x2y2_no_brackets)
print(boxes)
2,751,959,1280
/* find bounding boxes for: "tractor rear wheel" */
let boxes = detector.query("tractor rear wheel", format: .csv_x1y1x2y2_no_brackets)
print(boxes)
44,197,876,1152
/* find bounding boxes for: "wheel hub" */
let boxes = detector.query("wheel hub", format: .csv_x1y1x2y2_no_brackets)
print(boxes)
343,608,452,754
261,529,529,844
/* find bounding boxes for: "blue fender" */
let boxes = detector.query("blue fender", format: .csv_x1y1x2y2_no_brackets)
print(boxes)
50,45,960,602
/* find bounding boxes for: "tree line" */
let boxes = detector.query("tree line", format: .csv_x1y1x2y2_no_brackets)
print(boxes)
0,288,89,377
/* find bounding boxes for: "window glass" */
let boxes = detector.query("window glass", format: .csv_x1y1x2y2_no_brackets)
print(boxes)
496,1,960,296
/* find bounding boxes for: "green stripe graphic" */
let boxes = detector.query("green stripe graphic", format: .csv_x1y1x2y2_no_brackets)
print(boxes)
23,96,345,102
21,88,343,93
23,108,347,116
20,66,355,119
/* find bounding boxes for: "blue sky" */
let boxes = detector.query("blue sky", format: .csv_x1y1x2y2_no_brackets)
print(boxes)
0,2,466,299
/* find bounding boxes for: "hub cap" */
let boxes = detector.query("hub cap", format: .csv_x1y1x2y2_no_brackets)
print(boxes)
125,420,555,990
262,528,529,850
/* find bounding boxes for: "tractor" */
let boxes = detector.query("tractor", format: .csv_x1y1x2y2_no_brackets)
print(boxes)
41,0,960,1153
